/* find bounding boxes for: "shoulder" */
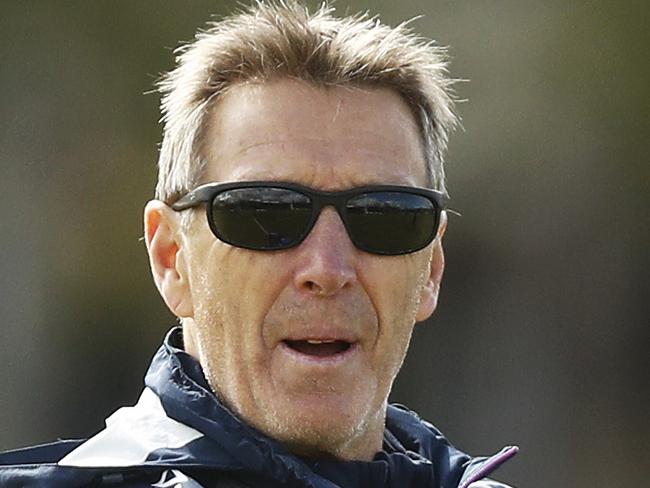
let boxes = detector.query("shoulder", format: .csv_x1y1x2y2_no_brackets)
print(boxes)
386,404,518,488
0,461,252,488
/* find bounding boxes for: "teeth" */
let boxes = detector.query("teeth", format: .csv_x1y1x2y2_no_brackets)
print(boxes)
306,339,335,344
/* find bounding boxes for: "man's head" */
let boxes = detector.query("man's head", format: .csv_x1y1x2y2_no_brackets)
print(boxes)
144,1,456,462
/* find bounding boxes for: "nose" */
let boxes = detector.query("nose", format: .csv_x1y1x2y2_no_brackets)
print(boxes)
292,207,357,296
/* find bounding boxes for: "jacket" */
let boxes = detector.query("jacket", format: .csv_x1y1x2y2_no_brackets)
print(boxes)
0,327,518,487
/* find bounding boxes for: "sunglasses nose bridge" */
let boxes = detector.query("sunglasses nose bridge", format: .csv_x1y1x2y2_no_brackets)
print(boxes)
292,208,358,297
307,193,351,240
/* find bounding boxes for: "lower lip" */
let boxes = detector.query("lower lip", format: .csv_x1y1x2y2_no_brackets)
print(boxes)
278,341,359,366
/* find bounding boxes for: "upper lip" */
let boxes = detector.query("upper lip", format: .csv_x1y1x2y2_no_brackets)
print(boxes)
281,326,358,344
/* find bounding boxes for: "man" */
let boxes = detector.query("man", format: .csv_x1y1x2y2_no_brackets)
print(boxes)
0,2,517,487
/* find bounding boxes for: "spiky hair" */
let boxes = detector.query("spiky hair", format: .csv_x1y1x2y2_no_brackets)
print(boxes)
155,0,458,203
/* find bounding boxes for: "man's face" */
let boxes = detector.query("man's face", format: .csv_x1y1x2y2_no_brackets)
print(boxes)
174,79,444,460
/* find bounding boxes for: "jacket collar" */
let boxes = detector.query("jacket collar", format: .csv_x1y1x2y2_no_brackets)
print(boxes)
60,327,517,487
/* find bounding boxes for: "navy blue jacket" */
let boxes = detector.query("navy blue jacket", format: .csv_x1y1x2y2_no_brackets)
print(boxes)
0,328,517,487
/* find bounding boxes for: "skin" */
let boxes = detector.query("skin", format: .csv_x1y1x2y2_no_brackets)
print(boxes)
144,79,447,461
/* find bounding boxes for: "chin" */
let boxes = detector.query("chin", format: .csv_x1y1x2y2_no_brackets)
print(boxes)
270,417,363,460
256,394,380,460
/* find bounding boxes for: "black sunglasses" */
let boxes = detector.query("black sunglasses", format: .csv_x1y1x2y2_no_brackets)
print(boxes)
171,181,446,255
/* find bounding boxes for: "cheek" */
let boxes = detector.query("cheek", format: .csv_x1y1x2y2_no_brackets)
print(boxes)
189,241,291,335
359,254,429,326
187,242,293,391
359,254,429,370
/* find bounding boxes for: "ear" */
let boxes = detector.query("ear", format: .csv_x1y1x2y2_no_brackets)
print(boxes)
144,200,194,318
415,211,447,322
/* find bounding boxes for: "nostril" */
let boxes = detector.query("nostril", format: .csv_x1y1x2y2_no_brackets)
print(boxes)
301,277,351,296
305,281,317,292
303,280,325,295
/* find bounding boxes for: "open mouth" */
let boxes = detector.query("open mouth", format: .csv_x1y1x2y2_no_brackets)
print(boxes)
283,339,352,357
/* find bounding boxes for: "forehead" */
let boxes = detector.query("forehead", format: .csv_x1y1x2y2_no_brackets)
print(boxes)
201,78,428,188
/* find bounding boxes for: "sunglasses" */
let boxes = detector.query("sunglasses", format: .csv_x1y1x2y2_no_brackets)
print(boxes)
171,181,446,255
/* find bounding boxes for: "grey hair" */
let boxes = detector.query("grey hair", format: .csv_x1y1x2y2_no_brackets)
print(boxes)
155,0,458,204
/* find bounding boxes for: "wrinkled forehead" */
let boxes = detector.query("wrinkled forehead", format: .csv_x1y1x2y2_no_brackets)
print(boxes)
199,78,429,189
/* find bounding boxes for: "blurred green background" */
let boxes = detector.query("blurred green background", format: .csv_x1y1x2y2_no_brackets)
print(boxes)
1,1,648,486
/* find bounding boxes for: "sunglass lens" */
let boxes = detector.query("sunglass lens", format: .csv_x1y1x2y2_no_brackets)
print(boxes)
210,187,312,250
345,192,437,254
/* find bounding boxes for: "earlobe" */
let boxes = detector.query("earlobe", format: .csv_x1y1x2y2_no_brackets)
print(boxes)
144,201,194,318
415,211,447,323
